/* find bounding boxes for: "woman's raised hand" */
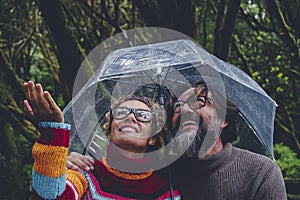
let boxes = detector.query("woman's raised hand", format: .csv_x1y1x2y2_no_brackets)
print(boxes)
23,81,64,123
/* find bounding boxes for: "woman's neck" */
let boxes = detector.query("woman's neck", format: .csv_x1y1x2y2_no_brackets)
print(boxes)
117,147,146,159
105,143,153,173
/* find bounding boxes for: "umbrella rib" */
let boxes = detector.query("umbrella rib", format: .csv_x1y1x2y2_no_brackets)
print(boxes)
162,67,199,86
104,74,154,80
103,65,198,87
100,66,199,99
141,66,195,86
101,78,159,99
103,78,155,89
142,69,160,83
238,112,273,158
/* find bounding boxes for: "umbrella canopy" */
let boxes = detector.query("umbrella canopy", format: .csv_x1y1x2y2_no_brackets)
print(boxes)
63,39,277,162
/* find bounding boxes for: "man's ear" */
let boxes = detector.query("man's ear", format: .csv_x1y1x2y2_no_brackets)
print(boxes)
220,120,228,128
107,134,111,141
148,137,157,146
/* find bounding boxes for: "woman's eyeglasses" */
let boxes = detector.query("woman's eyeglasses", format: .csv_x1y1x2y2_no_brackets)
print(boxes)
111,107,154,123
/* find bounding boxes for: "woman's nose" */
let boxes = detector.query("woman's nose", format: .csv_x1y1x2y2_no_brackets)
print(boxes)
125,112,137,122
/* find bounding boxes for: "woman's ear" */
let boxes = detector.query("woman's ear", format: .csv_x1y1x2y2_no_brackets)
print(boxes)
148,137,157,146
107,134,111,141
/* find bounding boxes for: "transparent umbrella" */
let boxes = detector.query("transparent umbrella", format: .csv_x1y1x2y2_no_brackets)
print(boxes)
63,38,277,166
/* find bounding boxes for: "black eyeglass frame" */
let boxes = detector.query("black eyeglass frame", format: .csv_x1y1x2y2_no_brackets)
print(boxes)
173,95,212,114
111,107,155,123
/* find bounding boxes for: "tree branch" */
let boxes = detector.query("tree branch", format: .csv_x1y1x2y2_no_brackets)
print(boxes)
266,0,300,67
231,34,255,78
238,7,275,33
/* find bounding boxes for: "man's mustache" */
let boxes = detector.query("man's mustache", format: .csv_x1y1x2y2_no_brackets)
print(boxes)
172,113,202,135
173,113,208,157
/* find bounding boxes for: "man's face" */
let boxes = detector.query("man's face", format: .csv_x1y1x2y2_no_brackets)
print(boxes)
171,86,225,158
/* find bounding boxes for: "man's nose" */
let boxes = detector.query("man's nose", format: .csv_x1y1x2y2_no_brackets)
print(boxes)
181,102,194,113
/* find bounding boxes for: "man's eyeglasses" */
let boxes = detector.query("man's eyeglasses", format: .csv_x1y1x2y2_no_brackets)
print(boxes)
111,107,154,123
173,96,212,114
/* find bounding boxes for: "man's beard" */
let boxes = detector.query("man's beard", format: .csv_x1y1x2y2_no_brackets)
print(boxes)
174,113,221,158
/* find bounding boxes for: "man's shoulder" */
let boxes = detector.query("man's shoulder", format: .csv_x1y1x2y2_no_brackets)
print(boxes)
231,146,287,199
232,146,278,169
228,146,285,187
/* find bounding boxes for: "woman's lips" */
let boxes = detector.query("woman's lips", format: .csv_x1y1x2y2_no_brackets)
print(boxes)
119,125,138,133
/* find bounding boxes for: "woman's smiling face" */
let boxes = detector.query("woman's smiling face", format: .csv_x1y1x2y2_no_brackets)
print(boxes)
109,100,154,154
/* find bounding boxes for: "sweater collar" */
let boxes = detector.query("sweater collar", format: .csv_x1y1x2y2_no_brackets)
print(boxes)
105,143,154,173
175,143,233,172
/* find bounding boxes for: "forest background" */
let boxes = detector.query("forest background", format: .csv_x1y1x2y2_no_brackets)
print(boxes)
0,0,299,199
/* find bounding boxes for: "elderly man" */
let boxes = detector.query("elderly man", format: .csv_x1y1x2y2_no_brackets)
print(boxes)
169,81,287,199
67,81,287,200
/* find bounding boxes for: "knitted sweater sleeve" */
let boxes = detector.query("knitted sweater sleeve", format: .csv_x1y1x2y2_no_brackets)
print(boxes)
32,122,88,199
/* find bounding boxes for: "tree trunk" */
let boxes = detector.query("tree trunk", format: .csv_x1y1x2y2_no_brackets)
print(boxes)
214,0,241,60
37,0,83,102
0,71,27,199
0,46,36,200
133,0,196,38
0,121,27,199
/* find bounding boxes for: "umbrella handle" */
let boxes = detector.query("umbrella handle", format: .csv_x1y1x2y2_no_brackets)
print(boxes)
168,166,174,200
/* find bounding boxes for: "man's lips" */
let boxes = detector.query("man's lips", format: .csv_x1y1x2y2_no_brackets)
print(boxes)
182,120,198,126
179,120,198,133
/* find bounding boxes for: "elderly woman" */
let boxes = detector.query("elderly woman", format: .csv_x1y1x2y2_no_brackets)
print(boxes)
24,81,180,200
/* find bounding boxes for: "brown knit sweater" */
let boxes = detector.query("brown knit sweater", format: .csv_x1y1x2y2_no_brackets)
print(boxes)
172,143,287,200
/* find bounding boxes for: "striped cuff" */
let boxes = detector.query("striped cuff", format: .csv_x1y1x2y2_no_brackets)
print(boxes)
32,170,66,199
66,170,88,199
32,142,68,177
37,122,71,147
38,122,71,130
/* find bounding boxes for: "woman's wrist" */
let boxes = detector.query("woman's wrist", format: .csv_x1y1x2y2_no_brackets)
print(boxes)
38,121,71,130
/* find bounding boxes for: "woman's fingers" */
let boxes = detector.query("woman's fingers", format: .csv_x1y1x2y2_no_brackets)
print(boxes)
24,81,35,105
67,157,90,171
85,155,95,165
66,160,79,171
44,91,55,109
24,81,39,114
36,83,50,109
44,91,64,122
24,99,34,117
24,81,43,110
67,152,95,172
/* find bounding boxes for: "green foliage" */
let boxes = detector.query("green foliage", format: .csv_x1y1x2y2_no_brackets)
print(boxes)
23,163,33,183
232,1,300,157
18,133,34,192
274,143,300,178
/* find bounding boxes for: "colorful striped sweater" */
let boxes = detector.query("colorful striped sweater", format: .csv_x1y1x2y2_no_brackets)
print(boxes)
32,122,181,199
